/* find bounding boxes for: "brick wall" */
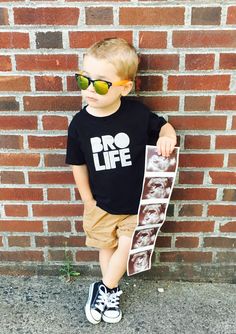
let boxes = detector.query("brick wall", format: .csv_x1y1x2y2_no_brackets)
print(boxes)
0,1,235,282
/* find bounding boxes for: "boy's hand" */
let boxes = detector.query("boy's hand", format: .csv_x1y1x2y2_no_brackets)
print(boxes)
156,136,176,157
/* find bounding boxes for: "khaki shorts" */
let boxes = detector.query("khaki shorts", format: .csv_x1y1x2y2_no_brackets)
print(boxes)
83,204,137,249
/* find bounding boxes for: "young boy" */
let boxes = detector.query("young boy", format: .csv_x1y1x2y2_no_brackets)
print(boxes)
65,38,176,324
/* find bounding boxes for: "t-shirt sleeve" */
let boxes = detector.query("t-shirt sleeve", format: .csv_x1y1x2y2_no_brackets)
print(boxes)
147,111,167,145
65,120,86,165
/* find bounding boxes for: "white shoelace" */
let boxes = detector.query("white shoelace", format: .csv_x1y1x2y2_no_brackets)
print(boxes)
95,286,110,312
106,290,123,309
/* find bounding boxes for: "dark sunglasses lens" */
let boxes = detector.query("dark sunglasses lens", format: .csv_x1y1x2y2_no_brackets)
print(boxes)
94,80,109,95
76,75,89,90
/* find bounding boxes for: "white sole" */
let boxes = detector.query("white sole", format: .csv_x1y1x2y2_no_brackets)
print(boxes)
102,312,122,324
84,283,101,325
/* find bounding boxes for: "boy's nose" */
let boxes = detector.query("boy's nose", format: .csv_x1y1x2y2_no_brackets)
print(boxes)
87,82,95,92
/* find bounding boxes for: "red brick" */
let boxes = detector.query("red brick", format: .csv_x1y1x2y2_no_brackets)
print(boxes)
28,136,67,149
0,97,19,111
0,135,23,149
75,220,83,232
185,54,215,70
175,237,199,248
160,251,212,263
155,236,171,248
161,221,214,233
168,75,230,91
179,171,204,185
48,250,73,262
233,117,236,129
0,251,43,262
172,188,216,200
223,189,236,202
35,76,63,91
184,135,211,149
0,154,40,166
35,236,85,247
8,236,31,247
138,75,163,91
0,220,43,232
220,221,236,233
0,171,25,184
0,76,30,91
140,96,179,112
14,7,80,25
179,153,224,167
178,204,203,217
29,171,73,184
0,32,29,48
69,31,132,48
120,7,185,25
204,237,236,248
85,7,113,25
227,6,236,24
228,154,236,167
191,7,221,25
215,135,236,149
184,96,211,111
0,188,43,201
208,205,236,217
0,56,11,71
220,53,236,69
42,116,68,130
32,204,83,217
16,55,78,71
24,96,81,111
139,32,167,49
76,250,99,262
44,154,69,168
169,116,227,130
209,172,236,185
139,54,179,71
47,221,71,233
5,205,28,217
0,7,8,25
173,30,236,48
0,116,37,130
215,95,236,110
47,188,71,201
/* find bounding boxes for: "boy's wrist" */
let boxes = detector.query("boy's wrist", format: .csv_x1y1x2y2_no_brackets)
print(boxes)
83,198,96,204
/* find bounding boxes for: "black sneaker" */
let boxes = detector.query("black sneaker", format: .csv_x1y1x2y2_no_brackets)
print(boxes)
85,281,110,324
102,286,123,323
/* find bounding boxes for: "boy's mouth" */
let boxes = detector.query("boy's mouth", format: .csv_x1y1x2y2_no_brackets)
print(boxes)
86,96,98,102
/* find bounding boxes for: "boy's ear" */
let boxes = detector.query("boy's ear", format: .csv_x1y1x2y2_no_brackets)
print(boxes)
121,81,133,96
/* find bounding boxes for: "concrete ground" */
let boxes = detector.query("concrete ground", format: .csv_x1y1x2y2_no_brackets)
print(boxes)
0,275,235,334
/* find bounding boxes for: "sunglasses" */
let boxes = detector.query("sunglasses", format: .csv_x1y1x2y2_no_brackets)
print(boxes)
75,72,130,95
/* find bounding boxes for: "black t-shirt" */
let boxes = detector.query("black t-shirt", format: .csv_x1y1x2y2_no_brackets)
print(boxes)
65,98,167,214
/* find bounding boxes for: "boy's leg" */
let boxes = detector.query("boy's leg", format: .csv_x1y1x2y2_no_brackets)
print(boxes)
99,248,116,277
102,235,131,289
100,235,132,324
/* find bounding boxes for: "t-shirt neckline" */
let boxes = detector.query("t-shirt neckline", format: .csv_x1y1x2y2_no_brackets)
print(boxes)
83,99,124,120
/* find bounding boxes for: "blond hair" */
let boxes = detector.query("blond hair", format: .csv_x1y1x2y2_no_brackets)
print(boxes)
85,38,139,81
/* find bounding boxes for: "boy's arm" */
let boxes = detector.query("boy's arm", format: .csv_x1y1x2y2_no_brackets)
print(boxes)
156,122,177,157
71,164,96,208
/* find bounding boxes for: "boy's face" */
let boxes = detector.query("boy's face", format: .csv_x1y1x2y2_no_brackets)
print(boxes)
81,55,132,112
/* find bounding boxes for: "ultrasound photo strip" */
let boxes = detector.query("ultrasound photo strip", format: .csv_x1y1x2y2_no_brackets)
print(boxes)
127,146,179,276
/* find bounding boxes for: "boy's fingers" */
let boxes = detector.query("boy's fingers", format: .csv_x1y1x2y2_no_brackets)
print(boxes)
156,142,161,155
